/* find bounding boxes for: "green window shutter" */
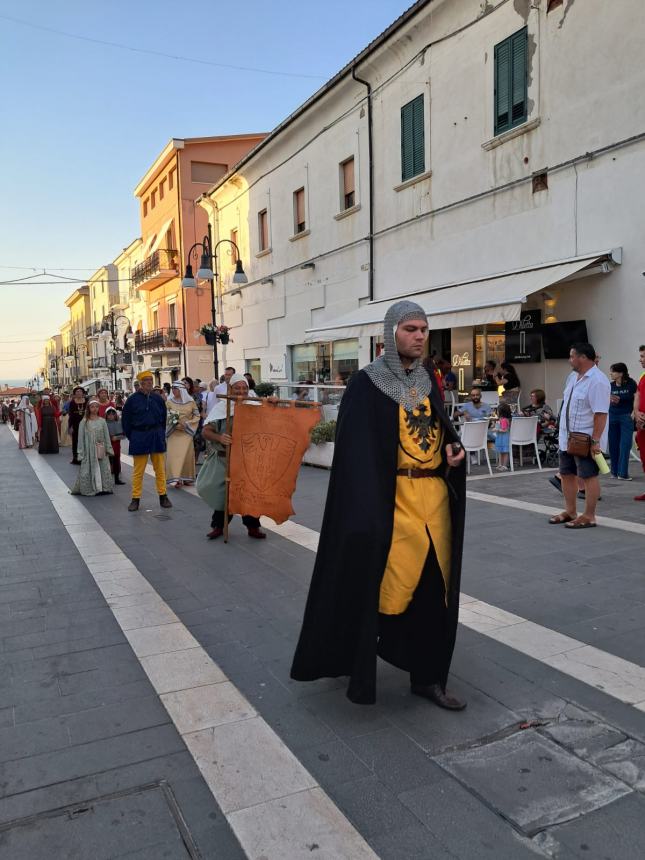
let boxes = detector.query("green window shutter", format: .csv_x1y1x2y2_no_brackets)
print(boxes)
511,28,528,125
494,27,527,135
401,95,425,182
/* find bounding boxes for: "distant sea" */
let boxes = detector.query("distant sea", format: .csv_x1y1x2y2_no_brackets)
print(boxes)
0,379,29,388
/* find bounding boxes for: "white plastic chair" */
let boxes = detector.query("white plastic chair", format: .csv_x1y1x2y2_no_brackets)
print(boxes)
480,391,499,407
460,419,492,476
509,415,540,471
444,389,457,420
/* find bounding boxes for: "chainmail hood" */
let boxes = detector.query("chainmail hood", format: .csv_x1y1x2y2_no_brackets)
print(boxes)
364,300,432,410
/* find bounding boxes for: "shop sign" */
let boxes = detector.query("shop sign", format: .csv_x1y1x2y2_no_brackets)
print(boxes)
262,354,287,379
505,310,542,363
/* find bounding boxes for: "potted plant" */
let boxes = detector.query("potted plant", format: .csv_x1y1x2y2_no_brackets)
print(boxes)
215,324,231,345
199,323,217,345
304,419,336,468
255,382,276,398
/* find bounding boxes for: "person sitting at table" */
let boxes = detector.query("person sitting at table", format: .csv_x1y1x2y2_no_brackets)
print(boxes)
457,387,492,421
479,360,498,391
522,389,556,434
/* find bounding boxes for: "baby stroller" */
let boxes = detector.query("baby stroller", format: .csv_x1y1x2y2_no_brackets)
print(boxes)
540,427,560,468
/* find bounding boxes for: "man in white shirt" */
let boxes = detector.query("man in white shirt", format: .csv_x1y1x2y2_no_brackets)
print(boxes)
550,343,610,529
213,366,236,399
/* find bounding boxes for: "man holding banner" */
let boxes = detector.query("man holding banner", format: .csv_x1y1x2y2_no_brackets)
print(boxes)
197,374,320,540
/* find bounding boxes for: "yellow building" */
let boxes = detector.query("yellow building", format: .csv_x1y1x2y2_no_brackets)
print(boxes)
43,334,63,390
64,287,91,383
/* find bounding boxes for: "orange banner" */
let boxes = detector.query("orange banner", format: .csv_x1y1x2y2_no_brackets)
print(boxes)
228,401,322,524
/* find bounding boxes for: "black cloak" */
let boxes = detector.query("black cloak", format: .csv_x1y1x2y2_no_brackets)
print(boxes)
290,367,467,704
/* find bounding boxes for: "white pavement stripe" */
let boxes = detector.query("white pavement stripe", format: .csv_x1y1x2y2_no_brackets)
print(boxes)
465,490,645,536
13,435,377,860
121,449,645,707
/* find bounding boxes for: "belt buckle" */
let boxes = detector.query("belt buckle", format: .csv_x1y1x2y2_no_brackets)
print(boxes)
407,468,413,479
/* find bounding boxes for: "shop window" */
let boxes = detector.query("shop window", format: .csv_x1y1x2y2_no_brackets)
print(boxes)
291,340,358,384
401,95,425,182
494,27,528,136
331,339,358,383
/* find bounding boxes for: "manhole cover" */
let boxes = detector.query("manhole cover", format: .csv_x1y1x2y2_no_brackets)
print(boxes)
0,782,199,859
435,731,630,835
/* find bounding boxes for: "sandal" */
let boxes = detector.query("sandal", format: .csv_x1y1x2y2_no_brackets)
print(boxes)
565,518,597,529
548,513,575,525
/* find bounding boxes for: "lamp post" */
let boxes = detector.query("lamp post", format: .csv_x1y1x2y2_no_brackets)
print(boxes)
99,311,133,392
181,227,248,381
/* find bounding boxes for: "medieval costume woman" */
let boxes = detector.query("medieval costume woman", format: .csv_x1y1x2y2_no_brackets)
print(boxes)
291,301,467,707
16,396,37,448
68,387,87,464
196,374,265,540
165,382,200,487
71,400,114,496
35,395,60,454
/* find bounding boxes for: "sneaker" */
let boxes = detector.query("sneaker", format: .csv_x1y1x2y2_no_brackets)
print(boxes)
495,464,509,472
617,476,633,481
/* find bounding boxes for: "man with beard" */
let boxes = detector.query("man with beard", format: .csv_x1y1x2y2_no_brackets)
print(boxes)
291,301,467,708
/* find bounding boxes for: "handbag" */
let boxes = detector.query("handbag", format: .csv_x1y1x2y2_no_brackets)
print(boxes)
96,441,106,460
564,389,591,457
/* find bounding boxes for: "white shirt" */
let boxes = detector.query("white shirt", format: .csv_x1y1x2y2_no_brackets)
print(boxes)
559,365,610,450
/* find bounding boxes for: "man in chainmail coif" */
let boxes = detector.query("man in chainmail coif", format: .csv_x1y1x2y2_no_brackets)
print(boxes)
291,300,467,707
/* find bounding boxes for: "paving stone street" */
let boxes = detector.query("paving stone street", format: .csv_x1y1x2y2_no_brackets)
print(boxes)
2,426,645,859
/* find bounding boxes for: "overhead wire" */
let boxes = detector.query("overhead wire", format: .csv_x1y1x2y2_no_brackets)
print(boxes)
0,13,328,80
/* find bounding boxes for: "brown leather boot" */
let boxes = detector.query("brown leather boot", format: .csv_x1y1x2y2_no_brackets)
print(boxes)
128,498,140,512
207,527,224,540
247,527,266,540
159,494,173,509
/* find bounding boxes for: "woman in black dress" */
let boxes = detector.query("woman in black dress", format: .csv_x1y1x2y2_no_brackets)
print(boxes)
36,395,60,454
68,386,87,464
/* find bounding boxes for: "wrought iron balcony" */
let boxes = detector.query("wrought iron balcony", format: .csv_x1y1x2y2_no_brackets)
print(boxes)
131,249,178,290
88,356,109,369
86,323,102,338
134,327,183,353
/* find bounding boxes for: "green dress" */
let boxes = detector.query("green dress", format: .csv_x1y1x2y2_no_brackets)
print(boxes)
71,417,115,496
196,417,228,510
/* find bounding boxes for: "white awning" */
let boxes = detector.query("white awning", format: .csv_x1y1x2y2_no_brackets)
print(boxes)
149,218,174,255
304,251,618,342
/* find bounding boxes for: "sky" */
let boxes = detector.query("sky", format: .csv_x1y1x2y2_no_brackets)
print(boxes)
0,0,410,384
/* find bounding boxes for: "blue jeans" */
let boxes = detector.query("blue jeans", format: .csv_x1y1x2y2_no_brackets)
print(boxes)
608,414,634,478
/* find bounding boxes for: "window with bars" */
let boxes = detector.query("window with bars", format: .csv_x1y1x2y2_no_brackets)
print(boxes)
293,188,306,233
258,210,269,252
494,27,528,136
400,95,425,182
340,157,355,210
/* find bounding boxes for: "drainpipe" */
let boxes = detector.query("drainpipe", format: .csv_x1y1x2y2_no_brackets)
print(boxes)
352,66,374,302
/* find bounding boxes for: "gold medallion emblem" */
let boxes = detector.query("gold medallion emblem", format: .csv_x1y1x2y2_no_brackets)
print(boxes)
409,388,417,397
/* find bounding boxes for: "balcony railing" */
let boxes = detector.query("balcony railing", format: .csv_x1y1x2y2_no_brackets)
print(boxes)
88,356,109,369
134,327,183,353
86,323,102,338
131,249,178,290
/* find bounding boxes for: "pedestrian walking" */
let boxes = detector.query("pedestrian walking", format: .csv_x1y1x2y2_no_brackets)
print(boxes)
608,362,637,480
291,300,467,708
634,345,645,501
165,381,200,488
549,343,610,529
105,407,125,485
15,395,37,448
96,388,115,418
197,374,266,540
121,370,172,512
35,394,60,454
70,400,114,496
68,387,87,464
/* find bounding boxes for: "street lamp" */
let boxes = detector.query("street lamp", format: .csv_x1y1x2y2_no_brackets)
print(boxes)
99,311,133,391
182,227,247,380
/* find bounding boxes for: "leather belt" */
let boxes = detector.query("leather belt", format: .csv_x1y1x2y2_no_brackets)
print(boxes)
396,467,442,478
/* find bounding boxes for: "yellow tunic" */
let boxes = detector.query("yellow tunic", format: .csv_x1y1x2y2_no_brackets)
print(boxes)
379,398,451,615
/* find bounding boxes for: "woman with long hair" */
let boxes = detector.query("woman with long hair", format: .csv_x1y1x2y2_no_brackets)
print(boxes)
608,362,637,480
70,399,114,496
68,386,87,464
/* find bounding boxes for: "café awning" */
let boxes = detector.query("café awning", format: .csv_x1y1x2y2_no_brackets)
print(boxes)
304,251,619,341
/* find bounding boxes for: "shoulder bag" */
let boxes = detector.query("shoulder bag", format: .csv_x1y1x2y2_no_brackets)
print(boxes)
564,387,591,458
